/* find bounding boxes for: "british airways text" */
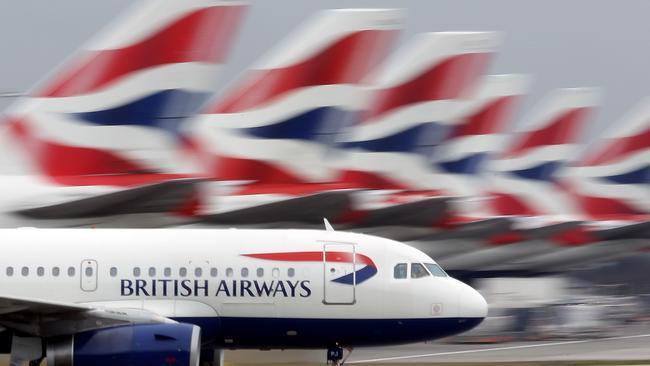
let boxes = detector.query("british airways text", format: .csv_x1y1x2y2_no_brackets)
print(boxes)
120,279,312,298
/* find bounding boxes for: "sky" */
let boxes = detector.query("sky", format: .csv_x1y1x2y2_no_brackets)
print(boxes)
1,0,650,143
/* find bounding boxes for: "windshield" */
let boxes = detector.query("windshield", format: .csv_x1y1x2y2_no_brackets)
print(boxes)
424,263,448,277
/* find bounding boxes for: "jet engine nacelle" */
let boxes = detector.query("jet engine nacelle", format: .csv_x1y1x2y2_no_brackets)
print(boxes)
47,323,201,366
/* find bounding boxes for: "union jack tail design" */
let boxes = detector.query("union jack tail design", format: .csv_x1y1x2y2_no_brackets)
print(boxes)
335,32,500,190
190,8,405,185
5,0,246,187
565,97,650,219
486,87,602,216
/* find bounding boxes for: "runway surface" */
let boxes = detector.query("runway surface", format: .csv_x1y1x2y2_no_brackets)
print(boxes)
226,324,650,364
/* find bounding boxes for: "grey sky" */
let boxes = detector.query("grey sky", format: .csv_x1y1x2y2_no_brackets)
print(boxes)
1,0,650,143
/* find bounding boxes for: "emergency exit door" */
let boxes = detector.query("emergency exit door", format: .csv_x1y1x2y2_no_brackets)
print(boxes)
323,243,356,304
80,259,98,292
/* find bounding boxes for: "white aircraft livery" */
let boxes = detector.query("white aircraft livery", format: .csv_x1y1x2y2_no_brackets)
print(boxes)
0,227,486,366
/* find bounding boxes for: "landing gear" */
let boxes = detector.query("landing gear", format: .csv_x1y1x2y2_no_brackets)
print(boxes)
327,345,353,366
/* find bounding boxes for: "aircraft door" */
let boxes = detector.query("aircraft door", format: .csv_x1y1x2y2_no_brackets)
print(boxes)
80,259,98,292
323,243,356,305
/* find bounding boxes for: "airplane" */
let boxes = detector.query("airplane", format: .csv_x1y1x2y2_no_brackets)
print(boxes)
0,0,246,227
0,225,487,366
187,8,405,225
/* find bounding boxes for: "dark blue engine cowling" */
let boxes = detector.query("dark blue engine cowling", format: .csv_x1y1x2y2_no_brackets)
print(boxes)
47,323,201,366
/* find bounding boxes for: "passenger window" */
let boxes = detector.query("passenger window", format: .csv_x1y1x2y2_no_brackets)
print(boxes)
272,268,280,278
411,263,429,279
288,268,295,278
68,267,75,277
179,267,187,277
21,267,29,277
148,267,156,277
37,267,44,277
195,268,203,277
226,268,233,277
52,267,60,277
110,267,117,277
256,268,264,277
6,267,13,277
85,266,93,277
424,263,448,277
133,267,141,277
241,268,249,278
210,268,218,277
164,267,171,277
393,263,407,279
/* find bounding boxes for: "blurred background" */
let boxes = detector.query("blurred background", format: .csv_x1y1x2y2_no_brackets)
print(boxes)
1,0,649,362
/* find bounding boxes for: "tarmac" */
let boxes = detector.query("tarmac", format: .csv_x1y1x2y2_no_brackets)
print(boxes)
225,324,650,364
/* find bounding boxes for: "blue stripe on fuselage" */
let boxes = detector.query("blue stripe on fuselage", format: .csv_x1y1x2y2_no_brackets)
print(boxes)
73,89,210,135
331,265,377,285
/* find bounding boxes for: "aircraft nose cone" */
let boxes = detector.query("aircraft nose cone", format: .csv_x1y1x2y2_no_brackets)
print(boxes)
459,286,488,319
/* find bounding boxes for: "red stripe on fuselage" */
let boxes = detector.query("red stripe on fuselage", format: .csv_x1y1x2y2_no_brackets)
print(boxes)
35,5,245,97
243,251,376,268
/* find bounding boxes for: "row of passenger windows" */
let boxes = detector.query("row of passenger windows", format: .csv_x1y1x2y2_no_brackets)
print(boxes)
122,267,296,279
5,266,76,277
2,266,297,279
393,262,448,279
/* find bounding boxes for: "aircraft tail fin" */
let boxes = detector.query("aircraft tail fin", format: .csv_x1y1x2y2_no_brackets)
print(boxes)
336,31,501,189
5,0,246,186
566,97,650,219
487,87,602,216
191,8,405,185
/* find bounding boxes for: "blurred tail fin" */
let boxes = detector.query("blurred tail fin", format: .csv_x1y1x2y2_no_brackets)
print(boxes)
336,31,500,189
487,87,602,216
566,97,650,219
191,8,404,184
5,0,246,186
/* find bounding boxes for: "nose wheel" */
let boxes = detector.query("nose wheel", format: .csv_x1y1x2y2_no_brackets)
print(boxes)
327,345,353,366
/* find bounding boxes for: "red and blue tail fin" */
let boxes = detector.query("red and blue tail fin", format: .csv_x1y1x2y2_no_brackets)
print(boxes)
487,87,602,216
336,32,500,190
5,0,246,186
566,97,650,219
190,8,404,184
435,73,530,177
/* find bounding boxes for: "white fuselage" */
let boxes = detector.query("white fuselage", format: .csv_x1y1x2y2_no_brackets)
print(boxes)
0,228,486,348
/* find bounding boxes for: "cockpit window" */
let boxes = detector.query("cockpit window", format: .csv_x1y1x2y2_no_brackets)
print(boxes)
393,263,407,279
425,263,448,277
411,263,429,279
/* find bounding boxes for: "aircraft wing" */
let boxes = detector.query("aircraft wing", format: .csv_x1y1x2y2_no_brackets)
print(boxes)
0,295,172,337
202,190,352,225
14,178,200,220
